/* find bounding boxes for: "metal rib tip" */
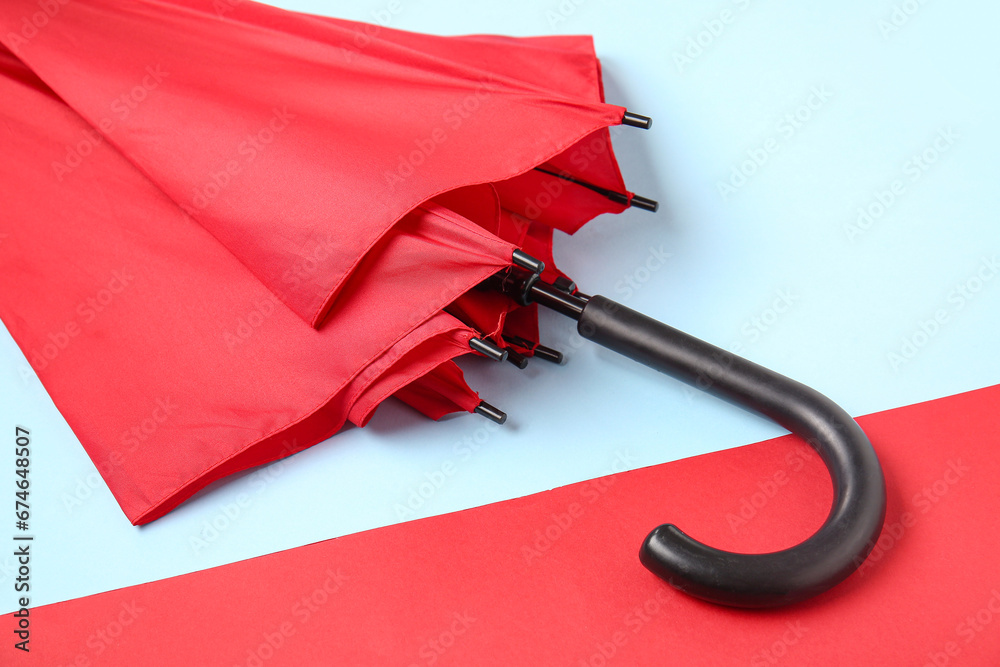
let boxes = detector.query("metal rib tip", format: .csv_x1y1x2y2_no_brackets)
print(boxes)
475,401,507,425
502,334,532,349
501,334,564,364
469,337,508,363
630,194,659,213
512,249,545,275
623,111,653,130
533,344,565,365
505,349,529,370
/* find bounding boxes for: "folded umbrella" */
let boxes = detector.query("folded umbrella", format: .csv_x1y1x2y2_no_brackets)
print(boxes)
0,45,514,523
0,0,641,523
0,0,886,608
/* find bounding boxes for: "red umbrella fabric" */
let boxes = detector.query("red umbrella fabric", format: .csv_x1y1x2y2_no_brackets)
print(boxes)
0,0,644,524
0,0,633,328
392,360,481,422
0,44,520,523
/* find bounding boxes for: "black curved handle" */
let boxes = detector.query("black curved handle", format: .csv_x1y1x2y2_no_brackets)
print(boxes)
577,295,887,608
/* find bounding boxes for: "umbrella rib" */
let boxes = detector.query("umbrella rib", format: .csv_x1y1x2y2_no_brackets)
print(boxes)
532,167,658,212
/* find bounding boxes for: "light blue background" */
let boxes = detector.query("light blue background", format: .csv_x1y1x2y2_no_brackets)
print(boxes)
2,0,999,611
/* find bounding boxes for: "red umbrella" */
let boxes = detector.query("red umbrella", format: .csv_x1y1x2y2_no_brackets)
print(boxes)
0,0,885,608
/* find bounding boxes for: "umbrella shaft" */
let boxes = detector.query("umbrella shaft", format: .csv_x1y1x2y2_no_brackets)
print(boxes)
528,281,588,319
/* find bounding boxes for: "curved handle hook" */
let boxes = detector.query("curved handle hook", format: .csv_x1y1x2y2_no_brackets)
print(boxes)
572,295,886,607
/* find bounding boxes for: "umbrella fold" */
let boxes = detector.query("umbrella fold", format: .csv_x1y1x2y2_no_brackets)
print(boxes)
346,318,477,428
393,361,482,422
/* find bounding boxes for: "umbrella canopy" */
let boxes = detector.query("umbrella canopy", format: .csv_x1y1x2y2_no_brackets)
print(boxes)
0,0,635,327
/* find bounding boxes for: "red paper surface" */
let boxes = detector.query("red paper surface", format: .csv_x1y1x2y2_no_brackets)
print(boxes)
10,385,1000,665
